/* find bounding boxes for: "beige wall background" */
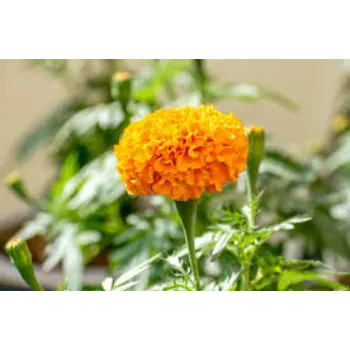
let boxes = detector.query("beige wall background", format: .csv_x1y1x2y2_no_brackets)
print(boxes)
0,59,344,219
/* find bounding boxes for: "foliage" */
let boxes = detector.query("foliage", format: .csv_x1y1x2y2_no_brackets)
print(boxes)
6,59,349,291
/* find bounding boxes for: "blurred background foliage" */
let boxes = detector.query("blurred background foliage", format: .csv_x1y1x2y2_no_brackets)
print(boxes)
4,59,350,290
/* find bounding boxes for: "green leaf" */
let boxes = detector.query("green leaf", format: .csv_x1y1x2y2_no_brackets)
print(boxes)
113,281,139,291
133,60,191,103
50,152,79,199
61,152,125,216
278,271,346,291
43,223,77,271
173,232,215,260
324,132,350,173
63,240,84,291
51,102,124,153
218,269,242,291
211,227,238,261
75,231,101,245
112,254,161,289
266,215,312,232
283,260,331,271
82,284,104,291
15,101,83,161
15,213,53,240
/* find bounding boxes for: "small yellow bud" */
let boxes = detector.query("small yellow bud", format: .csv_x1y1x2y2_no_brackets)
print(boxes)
114,71,131,82
4,171,36,207
4,171,21,186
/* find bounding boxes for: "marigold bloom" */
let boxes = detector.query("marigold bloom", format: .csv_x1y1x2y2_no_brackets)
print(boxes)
114,105,248,201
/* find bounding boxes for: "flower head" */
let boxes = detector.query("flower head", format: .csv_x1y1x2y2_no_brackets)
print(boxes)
114,105,248,201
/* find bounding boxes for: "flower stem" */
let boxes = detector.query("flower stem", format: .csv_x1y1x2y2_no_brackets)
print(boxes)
194,59,208,104
175,200,202,291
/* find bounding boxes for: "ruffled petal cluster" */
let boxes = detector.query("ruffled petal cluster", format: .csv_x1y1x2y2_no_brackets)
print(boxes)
114,105,248,201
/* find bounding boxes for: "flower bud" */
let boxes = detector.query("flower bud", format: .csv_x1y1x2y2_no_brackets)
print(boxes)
245,126,265,198
4,171,37,208
6,238,43,291
111,71,132,112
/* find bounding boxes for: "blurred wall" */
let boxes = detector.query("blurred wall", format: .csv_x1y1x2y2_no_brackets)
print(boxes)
0,59,343,219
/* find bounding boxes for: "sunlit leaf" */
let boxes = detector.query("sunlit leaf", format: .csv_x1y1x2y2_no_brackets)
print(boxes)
43,223,77,271
133,60,192,102
63,239,84,291
62,152,124,215
113,253,161,289
211,227,238,261
325,132,350,173
101,277,113,291
265,216,311,232
15,213,53,240
51,102,124,153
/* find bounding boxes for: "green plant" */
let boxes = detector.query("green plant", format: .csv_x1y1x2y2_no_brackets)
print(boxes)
7,59,314,291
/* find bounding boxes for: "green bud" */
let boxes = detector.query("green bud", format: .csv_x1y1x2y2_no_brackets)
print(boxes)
6,239,44,291
246,126,265,199
111,71,132,112
4,172,37,208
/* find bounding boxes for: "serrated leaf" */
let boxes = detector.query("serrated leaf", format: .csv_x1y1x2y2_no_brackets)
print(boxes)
15,213,53,240
51,102,124,153
165,255,187,274
43,223,76,271
211,228,237,261
266,216,311,232
219,269,242,291
113,253,161,288
174,232,215,260
62,152,124,215
63,240,84,291
113,281,139,291
325,133,350,173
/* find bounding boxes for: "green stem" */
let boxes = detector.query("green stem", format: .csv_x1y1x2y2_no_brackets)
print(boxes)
244,176,256,291
175,200,202,291
246,175,255,231
242,256,251,291
194,59,208,104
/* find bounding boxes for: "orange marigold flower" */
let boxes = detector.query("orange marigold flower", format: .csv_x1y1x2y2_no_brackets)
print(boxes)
114,105,248,201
